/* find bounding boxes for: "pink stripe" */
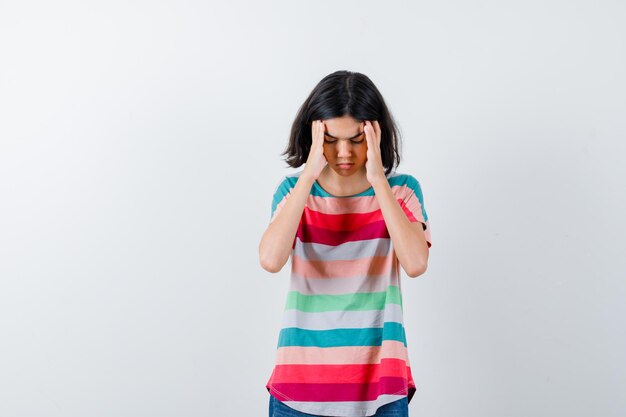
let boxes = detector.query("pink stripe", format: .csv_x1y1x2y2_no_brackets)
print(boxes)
270,359,409,384
288,270,399,294
268,376,410,402
292,251,395,279
402,190,425,223
274,340,409,365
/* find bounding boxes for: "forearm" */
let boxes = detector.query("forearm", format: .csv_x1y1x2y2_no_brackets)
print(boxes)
371,177,429,277
259,174,315,273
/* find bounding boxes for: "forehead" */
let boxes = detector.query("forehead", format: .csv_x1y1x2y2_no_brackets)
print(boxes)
323,116,363,134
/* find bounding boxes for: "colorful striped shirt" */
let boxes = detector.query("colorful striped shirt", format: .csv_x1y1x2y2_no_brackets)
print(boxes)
265,169,432,417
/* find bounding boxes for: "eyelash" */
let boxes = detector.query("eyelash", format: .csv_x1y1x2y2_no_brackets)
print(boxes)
324,136,365,144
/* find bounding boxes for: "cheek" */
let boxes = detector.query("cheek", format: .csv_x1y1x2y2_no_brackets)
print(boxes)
353,150,364,164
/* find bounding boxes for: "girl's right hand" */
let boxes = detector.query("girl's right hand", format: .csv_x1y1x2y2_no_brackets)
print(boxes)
303,120,328,180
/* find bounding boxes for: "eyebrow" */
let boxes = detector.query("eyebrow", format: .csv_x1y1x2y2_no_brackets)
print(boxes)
323,131,365,140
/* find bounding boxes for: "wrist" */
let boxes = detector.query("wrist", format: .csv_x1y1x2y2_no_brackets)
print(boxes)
299,171,317,186
369,175,388,189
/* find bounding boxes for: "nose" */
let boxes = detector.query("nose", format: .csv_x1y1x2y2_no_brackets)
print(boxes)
336,140,353,157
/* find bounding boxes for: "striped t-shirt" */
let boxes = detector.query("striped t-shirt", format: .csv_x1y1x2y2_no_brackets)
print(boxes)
265,169,432,417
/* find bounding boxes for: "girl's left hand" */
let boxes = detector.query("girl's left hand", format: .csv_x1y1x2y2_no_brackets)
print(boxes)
364,120,386,185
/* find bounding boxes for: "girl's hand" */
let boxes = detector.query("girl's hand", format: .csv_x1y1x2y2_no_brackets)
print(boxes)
364,120,386,185
303,120,328,181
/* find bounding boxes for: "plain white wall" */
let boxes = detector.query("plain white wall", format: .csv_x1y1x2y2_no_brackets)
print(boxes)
1,1,624,416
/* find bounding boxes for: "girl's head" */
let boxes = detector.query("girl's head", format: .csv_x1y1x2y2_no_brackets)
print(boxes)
282,70,402,176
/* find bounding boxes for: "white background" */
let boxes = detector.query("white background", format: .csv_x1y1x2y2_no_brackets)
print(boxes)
1,1,624,416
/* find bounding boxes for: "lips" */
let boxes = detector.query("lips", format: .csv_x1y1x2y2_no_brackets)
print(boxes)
337,163,353,169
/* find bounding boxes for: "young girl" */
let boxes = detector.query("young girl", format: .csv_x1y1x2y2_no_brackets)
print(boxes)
259,70,432,417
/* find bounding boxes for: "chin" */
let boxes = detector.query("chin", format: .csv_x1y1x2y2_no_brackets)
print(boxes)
332,165,361,176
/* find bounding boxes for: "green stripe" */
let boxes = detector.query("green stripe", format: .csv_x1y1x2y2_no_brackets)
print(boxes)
285,286,402,312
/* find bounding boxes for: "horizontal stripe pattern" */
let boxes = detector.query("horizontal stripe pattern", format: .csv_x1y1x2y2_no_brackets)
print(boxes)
274,340,410,365
280,303,404,330
296,218,390,246
279,394,409,417
293,236,392,261
270,173,432,248
277,322,407,348
291,250,397,279
288,270,399,295
269,376,411,402
284,285,403,312
266,170,429,416
270,358,409,384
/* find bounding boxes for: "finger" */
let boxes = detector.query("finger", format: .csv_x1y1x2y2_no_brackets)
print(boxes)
312,121,319,146
367,121,377,145
372,120,381,146
365,123,373,149
314,120,321,143
372,120,380,144
317,121,325,146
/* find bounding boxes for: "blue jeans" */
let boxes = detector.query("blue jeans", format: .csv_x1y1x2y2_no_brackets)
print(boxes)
269,395,409,417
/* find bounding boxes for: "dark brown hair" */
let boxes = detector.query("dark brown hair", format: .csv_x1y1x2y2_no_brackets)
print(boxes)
281,70,402,176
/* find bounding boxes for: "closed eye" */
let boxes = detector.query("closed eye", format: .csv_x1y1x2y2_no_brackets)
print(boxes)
324,133,365,144
351,135,365,143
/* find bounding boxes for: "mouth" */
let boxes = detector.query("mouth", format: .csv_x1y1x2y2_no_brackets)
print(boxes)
337,163,354,169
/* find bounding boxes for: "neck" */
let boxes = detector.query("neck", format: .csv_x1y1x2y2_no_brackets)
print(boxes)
319,166,370,192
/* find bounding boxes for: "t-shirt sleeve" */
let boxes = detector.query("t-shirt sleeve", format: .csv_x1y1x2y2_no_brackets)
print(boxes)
269,176,298,250
269,176,293,224
401,175,432,248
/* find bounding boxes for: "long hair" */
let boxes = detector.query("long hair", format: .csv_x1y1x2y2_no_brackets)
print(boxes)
282,70,402,176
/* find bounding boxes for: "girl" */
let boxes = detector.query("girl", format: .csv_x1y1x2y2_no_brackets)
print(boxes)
259,70,432,417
